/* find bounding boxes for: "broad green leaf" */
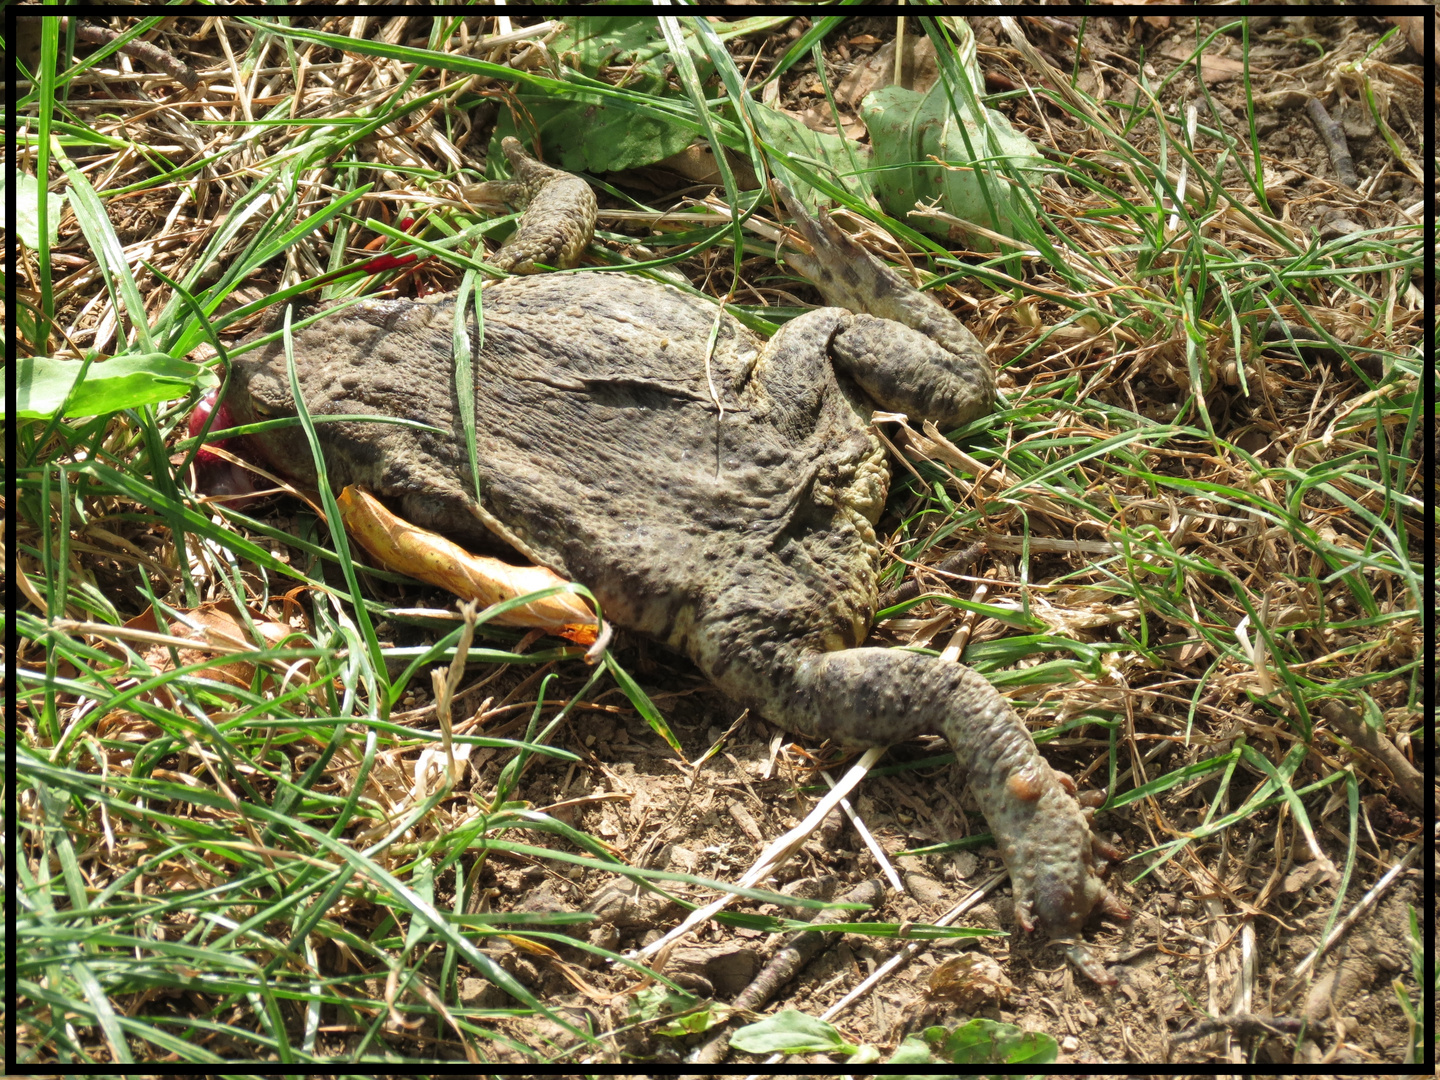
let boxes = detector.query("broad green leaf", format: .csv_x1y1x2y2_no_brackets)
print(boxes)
922,1017,1060,1064
496,16,712,173
11,353,206,419
748,99,874,205
729,1009,857,1056
5,172,63,249
862,23,1044,248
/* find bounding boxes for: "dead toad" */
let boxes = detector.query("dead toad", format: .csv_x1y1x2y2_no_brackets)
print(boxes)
217,137,1130,981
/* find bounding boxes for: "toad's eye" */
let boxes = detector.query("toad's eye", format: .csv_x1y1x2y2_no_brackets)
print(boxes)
248,397,276,419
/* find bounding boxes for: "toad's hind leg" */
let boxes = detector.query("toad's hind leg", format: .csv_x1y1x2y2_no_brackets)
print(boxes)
762,646,1127,959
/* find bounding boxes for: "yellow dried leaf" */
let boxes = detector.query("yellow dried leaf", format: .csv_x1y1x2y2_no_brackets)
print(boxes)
337,486,598,643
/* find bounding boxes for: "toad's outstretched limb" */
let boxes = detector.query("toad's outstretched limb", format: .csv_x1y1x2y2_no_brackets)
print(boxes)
700,629,1130,984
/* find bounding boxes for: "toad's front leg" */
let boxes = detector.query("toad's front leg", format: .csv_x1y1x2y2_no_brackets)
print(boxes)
774,183,995,430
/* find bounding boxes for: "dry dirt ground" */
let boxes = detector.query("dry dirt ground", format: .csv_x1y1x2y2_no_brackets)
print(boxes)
18,12,1424,1068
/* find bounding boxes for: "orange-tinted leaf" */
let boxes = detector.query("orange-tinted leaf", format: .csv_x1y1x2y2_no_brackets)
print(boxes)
337,486,599,637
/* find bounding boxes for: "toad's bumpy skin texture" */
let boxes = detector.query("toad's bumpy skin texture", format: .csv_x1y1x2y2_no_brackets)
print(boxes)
225,148,1129,980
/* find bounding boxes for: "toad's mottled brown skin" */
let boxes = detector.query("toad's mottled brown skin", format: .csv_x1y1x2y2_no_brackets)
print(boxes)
223,141,1129,981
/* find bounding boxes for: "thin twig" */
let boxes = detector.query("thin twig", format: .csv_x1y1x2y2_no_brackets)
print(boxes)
1315,698,1423,809
1169,1011,1309,1049
66,18,200,90
1275,843,1420,1007
1304,96,1358,187
684,878,884,1067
